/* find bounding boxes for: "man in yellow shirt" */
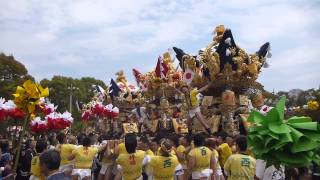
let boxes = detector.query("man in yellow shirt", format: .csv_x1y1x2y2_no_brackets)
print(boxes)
217,132,233,168
180,84,212,135
138,136,154,156
148,139,184,180
176,135,192,172
56,133,77,177
69,136,106,180
206,138,224,180
115,134,149,180
30,140,47,180
114,133,137,157
98,137,114,180
224,135,256,180
187,133,216,180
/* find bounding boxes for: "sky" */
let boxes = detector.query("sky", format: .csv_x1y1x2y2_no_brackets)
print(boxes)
0,0,319,92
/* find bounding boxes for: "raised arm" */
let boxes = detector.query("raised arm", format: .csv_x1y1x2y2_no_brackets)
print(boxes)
198,82,213,93
186,155,195,179
210,153,217,180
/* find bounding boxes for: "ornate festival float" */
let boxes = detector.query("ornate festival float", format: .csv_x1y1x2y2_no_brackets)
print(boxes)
81,24,273,136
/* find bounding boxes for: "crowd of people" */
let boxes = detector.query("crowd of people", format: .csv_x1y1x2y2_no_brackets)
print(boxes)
0,130,318,180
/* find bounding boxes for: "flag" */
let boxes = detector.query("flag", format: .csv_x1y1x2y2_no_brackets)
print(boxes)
155,56,169,79
96,85,105,94
183,68,195,85
109,79,121,98
132,68,142,85
95,85,105,101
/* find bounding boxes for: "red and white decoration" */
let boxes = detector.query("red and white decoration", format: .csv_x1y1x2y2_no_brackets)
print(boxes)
155,56,169,79
117,82,139,92
183,68,195,85
0,98,26,122
31,111,73,133
81,101,119,121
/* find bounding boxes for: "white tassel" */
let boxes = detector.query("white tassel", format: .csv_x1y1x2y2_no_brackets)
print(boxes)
226,49,231,56
225,37,231,46
267,51,272,58
263,61,270,68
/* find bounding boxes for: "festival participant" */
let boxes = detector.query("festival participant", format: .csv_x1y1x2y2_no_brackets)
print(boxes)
114,134,135,156
56,133,77,177
156,139,176,156
216,132,232,169
69,136,106,180
176,135,192,175
224,135,256,180
138,136,154,156
149,138,159,155
67,135,77,145
98,136,114,180
148,139,184,180
206,138,224,180
187,133,216,180
115,134,149,180
255,159,285,180
39,150,70,180
180,83,212,135
30,140,47,180
16,139,35,180
0,140,12,179
48,134,58,150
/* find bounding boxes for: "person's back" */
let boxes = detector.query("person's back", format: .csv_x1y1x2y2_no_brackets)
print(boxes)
149,139,183,180
187,133,214,180
72,145,98,169
224,135,256,180
218,142,232,166
59,144,76,165
189,146,212,172
224,153,256,180
116,133,150,180
117,142,128,154
117,150,146,180
150,155,180,180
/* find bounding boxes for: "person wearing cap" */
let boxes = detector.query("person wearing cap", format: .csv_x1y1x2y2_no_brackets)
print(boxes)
148,139,184,180
115,134,149,180
180,83,213,135
187,133,216,180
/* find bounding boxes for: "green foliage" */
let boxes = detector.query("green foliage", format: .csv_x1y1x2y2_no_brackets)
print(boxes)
0,53,34,99
248,96,320,168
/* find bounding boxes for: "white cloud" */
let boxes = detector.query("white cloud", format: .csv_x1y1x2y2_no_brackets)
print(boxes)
0,0,319,91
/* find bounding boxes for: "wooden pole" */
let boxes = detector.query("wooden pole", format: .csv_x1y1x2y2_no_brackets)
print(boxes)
13,113,30,173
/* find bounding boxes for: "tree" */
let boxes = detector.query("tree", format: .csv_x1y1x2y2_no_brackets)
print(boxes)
0,53,34,99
